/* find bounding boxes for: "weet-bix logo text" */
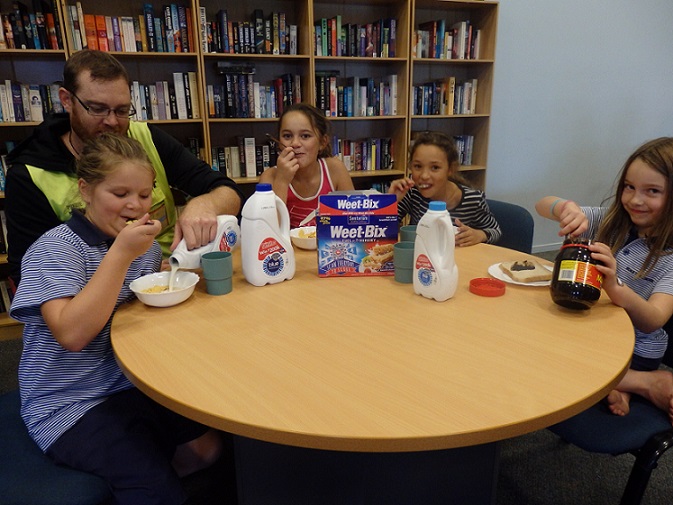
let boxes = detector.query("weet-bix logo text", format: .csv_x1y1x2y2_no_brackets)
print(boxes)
336,198,380,210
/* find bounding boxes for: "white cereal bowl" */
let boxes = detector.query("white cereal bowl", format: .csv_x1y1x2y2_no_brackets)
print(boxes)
129,271,199,308
290,226,317,250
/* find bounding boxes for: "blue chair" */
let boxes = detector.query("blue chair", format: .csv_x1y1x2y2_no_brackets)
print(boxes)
485,199,535,254
550,318,673,505
0,389,112,505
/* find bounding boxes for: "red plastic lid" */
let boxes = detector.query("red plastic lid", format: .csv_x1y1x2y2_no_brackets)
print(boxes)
469,277,506,297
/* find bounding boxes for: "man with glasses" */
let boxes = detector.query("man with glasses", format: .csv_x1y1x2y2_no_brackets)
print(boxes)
5,50,243,287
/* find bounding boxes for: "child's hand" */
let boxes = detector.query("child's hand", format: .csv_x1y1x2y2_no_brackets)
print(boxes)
556,201,589,237
116,214,161,261
276,145,300,182
388,177,414,201
454,218,487,247
588,241,619,290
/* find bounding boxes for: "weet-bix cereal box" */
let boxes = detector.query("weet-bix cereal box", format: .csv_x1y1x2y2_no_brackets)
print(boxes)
317,192,398,277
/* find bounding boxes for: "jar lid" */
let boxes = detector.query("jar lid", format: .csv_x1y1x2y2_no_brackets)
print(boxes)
469,277,506,297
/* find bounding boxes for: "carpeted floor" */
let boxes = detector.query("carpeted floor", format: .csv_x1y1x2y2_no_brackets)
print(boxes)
497,428,673,505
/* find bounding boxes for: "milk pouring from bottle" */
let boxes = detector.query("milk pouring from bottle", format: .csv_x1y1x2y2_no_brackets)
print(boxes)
413,201,459,302
241,183,295,286
169,215,240,270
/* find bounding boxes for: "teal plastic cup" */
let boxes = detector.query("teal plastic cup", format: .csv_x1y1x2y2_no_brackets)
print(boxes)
201,251,233,295
400,225,417,243
393,241,415,284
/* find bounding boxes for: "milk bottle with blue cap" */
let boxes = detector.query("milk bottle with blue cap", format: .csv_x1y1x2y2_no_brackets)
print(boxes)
169,215,240,270
241,183,295,286
413,201,459,301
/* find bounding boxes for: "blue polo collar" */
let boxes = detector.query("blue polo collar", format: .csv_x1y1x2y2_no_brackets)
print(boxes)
65,209,114,246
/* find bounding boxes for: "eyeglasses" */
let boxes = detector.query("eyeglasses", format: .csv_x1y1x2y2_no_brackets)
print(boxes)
69,91,136,118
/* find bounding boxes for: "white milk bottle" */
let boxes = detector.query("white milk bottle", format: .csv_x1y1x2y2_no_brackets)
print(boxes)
169,215,240,270
241,183,295,286
413,201,459,302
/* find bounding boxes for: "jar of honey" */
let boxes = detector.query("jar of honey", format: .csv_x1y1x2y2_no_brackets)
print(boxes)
550,238,603,310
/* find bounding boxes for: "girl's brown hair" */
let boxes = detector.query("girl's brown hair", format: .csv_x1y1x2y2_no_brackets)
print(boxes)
278,103,332,158
597,137,673,276
77,133,154,186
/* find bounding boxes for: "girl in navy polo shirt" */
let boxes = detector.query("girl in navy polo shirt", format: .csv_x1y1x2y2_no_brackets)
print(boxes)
11,133,222,504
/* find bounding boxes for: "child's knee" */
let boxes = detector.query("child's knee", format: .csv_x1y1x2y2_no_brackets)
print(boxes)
174,429,223,475
197,429,224,467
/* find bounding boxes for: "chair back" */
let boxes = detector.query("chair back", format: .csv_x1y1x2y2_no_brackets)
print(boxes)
662,317,673,368
486,199,534,254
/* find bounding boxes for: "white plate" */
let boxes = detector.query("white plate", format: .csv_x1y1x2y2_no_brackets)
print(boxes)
488,263,553,287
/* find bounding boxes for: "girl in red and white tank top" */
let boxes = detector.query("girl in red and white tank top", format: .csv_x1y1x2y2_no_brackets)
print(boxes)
259,103,354,228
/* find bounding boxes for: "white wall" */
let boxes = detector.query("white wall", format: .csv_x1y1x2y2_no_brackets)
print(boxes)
487,0,673,252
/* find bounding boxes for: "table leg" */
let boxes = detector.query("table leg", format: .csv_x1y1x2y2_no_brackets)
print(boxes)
234,437,500,505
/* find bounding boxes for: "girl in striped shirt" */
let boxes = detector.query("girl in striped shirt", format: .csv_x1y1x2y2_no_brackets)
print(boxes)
388,131,501,246
536,137,673,422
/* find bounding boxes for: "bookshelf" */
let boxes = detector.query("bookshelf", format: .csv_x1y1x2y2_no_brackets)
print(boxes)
410,0,498,190
2,1,498,192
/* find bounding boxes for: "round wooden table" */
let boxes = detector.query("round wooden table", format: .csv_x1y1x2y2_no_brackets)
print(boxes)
112,244,633,504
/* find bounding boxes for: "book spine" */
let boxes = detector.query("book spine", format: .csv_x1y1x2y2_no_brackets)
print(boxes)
75,1,86,48
83,13,97,50
95,14,108,51
143,4,156,52
163,5,174,52
243,137,256,178
177,4,189,52
182,72,193,119
172,72,187,119
170,4,181,52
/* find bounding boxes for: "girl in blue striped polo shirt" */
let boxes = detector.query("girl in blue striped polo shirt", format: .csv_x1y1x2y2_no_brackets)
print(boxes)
537,137,673,423
10,133,223,504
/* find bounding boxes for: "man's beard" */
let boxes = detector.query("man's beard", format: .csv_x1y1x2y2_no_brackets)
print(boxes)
70,112,127,146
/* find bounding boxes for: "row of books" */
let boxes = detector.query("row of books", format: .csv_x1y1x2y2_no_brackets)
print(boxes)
211,135,394,179
369,181,391,193
316,73,398,118
453,135,474,166
211,138,277,179
208,66,301,119
314,17,397,58
413,20,480,60
332,136,394,172
0,80,63,124
202,9,297,56
65,2,195,53
130,72,201,122
411,77,478,116
0,142,15,192
0,0,63,50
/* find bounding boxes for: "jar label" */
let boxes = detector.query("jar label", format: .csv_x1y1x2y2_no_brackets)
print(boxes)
557,260,603,290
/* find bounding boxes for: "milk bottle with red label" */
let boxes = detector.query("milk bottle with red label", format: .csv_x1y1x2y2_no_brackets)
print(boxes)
413,201,459,302
169,215,240,270
241,183,295,286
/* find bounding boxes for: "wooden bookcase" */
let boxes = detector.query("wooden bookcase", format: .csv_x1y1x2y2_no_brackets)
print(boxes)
0,0,499,302
1,0,498,187
410,0,498,190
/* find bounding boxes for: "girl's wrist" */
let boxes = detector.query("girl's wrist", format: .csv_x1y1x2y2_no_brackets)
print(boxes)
549,198,565,217
550,198,574,217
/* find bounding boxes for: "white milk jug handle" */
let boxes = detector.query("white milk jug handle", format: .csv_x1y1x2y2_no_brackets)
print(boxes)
275,195,291,235
439,217,455,269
